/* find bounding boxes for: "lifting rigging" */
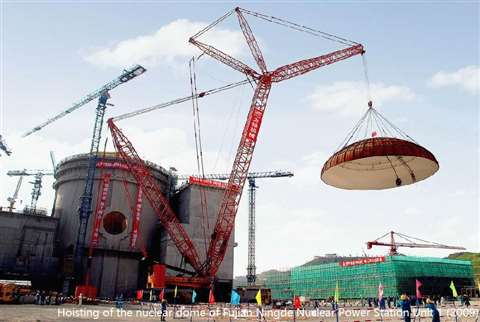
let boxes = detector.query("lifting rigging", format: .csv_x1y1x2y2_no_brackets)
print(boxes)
321,104,439,190
178,170,294,286
366,231,466,256
107,6,364,287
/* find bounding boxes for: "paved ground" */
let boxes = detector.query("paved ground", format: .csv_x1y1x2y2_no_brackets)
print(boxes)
0,303,478,322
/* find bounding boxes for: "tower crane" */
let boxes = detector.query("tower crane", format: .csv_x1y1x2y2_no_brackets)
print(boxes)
0,134,12,156
108,7,363,289
7,176,23,212
7,169,54,213
178,170,293,285
366,231,466,256
22,65,146,286
50,151,57,173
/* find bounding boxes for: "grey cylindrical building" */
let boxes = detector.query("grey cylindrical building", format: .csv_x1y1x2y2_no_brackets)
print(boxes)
53,153,173,298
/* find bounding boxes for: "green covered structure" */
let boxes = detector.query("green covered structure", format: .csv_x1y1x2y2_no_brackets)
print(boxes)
264,256,475,300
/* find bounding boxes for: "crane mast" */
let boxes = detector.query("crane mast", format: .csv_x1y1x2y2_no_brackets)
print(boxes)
29,173,44,213
7,176,23,212
74,92,110,276
189,7,364,277
247,178,257,286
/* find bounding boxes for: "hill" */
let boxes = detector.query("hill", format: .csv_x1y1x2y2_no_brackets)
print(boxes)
447,252,480,285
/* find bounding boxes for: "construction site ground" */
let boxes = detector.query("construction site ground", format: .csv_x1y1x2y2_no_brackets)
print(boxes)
0,302,479,322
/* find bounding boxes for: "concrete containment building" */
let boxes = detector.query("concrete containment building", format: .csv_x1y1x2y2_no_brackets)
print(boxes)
167,183,234,296
52,153,234,299
53,153,172,297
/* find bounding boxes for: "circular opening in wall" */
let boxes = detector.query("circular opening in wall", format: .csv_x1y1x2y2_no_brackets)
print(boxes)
103,211,127,235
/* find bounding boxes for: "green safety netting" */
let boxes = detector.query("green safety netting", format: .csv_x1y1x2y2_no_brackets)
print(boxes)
264,256,474,300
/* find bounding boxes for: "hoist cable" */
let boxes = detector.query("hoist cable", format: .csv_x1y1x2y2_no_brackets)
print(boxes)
189,57,210,258
239,7,358,46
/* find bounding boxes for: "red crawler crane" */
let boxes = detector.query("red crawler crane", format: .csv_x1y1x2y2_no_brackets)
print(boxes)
189,7,364,278
108,7,364,287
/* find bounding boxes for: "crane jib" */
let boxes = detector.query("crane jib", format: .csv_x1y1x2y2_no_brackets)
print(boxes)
22,65,146,137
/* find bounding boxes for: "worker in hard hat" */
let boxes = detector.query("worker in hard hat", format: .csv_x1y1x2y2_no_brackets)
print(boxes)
399,294,411,322
161,299,168,321
426,298,440,322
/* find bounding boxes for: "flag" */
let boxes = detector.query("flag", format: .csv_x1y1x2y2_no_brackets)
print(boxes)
378,283,384,301
334,281,340,303
450,280,458,297
294,296,301,309
209,288,215,304
230,290,240,305
192,290,197,303
255,289,262,305
416,279,423,299
159,288,164,301
174,286,178,298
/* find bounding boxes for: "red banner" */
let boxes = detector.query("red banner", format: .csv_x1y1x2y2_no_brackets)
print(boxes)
96,160,129,170
188,176,229,190
130,187,143,249
245,106,264,143
339,256,385,267
90,173,112,248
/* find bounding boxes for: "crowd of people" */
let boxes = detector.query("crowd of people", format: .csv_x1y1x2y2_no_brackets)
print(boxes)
33,290,67,305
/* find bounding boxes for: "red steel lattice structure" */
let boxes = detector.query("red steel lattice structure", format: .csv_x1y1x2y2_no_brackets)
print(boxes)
107,7,364,284
189,7,364,277
108,119,203,274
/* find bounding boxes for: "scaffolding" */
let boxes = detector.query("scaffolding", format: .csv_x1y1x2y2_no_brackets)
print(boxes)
264,256,474,300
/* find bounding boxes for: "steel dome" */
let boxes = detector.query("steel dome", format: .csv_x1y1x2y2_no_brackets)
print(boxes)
321,137,439,190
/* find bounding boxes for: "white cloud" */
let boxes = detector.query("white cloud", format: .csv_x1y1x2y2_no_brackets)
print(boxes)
84,19,246,68
307,81,415,116
429,65,479,94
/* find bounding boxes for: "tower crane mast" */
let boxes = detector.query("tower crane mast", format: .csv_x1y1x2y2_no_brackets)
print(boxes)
22,64,146,287
7,169,54,213
7,176,23,212
366,231,466,256
178,170,294,286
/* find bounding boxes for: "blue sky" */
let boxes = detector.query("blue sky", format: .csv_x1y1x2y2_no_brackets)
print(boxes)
1,1,478,277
